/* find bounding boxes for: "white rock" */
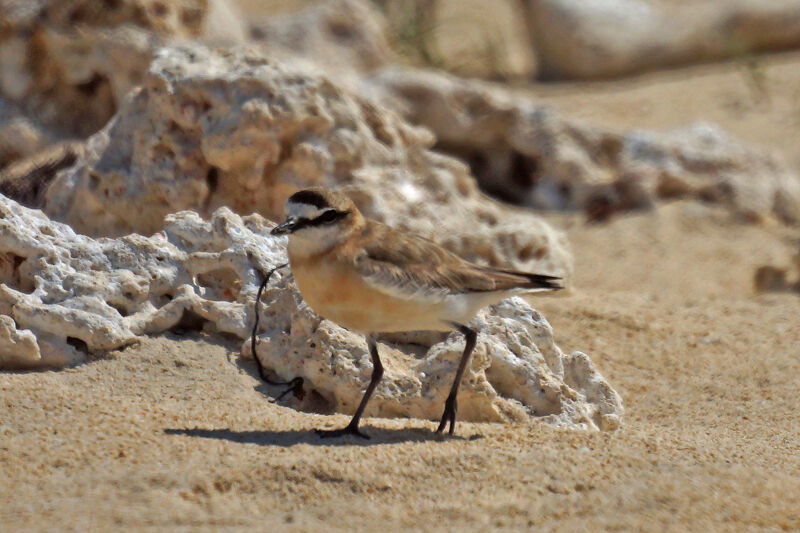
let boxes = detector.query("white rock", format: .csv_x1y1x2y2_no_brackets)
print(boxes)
520,0,800,80
46,45,572,277
368,67,800,223
0,193,621,429
0,192,281,367
0,314,40,366
248,0,394,76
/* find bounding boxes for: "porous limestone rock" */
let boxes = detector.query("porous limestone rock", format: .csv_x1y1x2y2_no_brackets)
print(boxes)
519,0,800,80
369,67,800,223
0,314,39,366
0,194,621,430
47,45,571,277
0,0,245,136
248,0,394,75
0,193,284,367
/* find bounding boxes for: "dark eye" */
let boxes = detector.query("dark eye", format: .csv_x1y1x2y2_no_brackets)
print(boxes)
315,210,344,224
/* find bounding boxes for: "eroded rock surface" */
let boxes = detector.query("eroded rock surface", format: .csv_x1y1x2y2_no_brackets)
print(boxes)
0,0,245,136
47,45,571,277
0,194,621,430
0,194,283,367
369,67,800,223
520,0,800,80
248,0,394,75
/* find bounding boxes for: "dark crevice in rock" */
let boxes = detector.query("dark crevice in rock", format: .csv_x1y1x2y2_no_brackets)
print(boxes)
108,301,131,318
66,336,90,354
0,253,35,294
169,309,208,335
434,143,542,206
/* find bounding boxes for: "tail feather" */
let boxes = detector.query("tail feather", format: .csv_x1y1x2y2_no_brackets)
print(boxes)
516,272,563,290
476,266,563,292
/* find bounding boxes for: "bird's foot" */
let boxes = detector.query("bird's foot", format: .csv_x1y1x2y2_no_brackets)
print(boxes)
436,394,457,435
315,423,370,440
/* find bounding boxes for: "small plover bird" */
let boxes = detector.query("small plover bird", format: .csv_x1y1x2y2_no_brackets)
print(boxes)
271,188,561,438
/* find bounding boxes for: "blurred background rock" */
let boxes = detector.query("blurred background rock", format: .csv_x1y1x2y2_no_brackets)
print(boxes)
2,0,800,226
1,2,799,530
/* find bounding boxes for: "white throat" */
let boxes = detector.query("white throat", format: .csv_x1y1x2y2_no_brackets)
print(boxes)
287,225,343,258
284,201,346,258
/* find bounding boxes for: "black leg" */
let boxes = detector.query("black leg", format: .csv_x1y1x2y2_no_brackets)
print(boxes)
436,324,477,435
317,335,384,440
250,263,304,400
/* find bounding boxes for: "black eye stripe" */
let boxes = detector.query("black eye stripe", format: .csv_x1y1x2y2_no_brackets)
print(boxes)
314,210,341,224
293,209,349,231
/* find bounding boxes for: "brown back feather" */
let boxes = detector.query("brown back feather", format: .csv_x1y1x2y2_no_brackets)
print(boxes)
344,221,561,296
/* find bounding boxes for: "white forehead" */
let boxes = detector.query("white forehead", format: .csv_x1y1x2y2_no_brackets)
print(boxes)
286,200,327,219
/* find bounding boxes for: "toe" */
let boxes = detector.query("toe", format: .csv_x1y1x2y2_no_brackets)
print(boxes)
315,426,370,439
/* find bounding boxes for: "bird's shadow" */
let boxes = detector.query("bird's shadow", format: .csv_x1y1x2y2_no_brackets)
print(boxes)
201,336,484,447
164,426,483,447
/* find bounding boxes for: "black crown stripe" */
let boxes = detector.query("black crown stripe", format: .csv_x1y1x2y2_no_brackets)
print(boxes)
288,190,330,209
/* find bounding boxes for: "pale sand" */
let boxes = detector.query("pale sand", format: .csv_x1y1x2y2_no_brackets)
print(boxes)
2,198,797,532
3,55,800,532
529,49,800,170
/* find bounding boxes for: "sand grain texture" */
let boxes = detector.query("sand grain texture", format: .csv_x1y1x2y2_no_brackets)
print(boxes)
2,201,798,532
3,3,800,529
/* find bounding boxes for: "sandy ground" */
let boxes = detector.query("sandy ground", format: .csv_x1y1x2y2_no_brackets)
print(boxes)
530,50,800,170
3,23,800,532
2,197,798,532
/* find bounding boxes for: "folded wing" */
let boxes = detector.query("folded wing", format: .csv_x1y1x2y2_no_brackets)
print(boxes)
349,222,561,299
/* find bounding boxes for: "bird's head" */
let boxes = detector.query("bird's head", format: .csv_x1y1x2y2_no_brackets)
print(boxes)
272,187,363,256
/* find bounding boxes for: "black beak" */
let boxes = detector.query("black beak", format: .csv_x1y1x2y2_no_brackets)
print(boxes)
271,217,298,236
